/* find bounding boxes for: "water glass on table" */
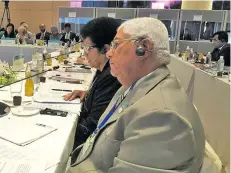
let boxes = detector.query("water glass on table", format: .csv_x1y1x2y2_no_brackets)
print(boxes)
9,81,23,107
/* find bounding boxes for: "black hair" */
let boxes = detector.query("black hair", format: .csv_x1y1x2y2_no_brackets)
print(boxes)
80,17,121,50
6,23,15,31
4,23,16,38
212,31,228,42
64,23,71,28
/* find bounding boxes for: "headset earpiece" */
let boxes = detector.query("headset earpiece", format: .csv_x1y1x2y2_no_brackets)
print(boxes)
100,47,107,54
136,46,146,57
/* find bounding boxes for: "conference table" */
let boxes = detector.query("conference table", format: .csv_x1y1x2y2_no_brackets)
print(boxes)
0,51,94,173
168,55,230,172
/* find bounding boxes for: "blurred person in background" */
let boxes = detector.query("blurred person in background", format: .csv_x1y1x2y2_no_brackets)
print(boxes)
180,28,192,40
60,23,77,44
49,26,62,40
21,22,35,43
16,26,27,44
211,31,230,66
36,24,51,42
0,23,16,38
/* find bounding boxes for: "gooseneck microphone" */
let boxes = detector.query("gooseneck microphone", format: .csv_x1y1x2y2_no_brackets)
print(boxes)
0,65,60,116
0,65,60,89
51,51,76,59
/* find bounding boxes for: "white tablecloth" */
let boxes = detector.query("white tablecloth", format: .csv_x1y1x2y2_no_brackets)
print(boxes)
0,53,94,173
168,56,230,170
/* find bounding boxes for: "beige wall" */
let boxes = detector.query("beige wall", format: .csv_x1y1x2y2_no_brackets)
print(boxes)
0,1,69,33
182,0,213,10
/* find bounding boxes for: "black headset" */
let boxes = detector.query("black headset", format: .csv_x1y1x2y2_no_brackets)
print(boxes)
136,45,146,57
100,47,107,54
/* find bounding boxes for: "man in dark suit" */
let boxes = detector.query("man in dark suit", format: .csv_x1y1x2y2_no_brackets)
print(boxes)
211,31,230,66
60,23,77,43
35,24,51,42
180,28,192,40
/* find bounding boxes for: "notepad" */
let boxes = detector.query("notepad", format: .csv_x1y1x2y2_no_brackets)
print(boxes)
0,119,57,146
33,83,81,104
34,90,80,104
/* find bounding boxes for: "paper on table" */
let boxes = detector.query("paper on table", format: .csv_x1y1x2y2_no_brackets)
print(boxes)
34,91,80,104
0,119,57,146
46,71,87,80
34,83,80,104
0,143,27,163
0,159,45,173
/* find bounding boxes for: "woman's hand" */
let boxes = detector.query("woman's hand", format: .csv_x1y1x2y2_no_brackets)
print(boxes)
63,90,87,101
76,56,89,65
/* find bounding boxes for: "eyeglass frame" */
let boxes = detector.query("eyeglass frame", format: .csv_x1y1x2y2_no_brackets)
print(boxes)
210,38,219,42
78,39,99,53
110,37,140,52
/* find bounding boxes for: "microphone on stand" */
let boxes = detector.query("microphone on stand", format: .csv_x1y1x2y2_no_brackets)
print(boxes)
50,51,76,59
0,65,60,89
0,65,60,116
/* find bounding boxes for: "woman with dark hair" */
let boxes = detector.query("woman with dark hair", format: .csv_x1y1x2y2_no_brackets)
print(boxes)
2,23,16,38
63,17,122,160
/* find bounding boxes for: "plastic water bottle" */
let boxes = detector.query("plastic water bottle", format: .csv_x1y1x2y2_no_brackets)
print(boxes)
189,48,194,62
217,56,224,72
206,52,212,65
175,43,180,56
25,63,34,96
1,35,5,39
184,46,190,60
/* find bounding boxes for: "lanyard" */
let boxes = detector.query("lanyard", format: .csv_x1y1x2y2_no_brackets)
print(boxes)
93,81,137,134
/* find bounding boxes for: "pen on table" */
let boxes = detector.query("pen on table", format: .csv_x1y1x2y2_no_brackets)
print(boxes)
36,123,48,127
52,89,72,92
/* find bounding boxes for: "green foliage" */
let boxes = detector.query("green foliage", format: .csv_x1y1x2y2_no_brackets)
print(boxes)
0,68,17,85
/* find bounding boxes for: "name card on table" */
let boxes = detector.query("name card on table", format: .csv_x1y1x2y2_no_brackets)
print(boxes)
36,39,45,46
108,13,116,18
1,38,15,45
48,40,60,48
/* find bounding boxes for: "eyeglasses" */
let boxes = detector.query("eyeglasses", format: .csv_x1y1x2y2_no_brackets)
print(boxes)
210,38,218,42
110,38,138,52
81,43,98,53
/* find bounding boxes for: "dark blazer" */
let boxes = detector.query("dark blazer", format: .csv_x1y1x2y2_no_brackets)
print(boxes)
72,61,121,155
211,43,230,66
60,32,76,43
36,31,51,41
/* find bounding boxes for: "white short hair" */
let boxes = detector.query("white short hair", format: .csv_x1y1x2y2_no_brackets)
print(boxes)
119,17,170,65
